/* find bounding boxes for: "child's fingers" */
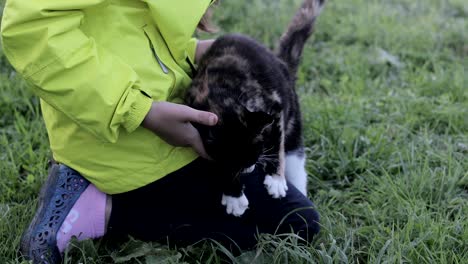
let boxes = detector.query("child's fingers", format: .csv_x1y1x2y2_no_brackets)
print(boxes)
189,129,212,160
181,105,218,126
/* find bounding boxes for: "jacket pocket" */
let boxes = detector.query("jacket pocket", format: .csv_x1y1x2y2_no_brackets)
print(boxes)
142,24,176,99
143,25,171,74
141,24,192,102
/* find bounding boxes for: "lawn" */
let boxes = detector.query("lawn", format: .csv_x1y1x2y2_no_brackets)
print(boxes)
1,0,467,263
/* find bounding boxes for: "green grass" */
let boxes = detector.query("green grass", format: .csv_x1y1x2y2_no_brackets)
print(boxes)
1,0,467,263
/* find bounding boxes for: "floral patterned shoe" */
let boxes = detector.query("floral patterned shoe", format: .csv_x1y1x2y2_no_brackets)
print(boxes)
20,164,89,263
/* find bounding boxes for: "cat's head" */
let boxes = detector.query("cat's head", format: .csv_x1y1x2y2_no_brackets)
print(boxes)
187,42,279,173
194,108,274,173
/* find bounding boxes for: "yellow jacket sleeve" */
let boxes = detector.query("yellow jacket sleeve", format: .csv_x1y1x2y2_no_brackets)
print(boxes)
0,0,153,143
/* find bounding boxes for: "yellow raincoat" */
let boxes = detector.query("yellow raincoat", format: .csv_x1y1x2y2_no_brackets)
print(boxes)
1,0,213,193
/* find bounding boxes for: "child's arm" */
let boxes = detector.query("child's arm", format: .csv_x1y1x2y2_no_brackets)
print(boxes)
0,0,152,143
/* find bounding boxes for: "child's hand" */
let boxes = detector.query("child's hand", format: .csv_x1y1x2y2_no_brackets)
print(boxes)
142,101,218,159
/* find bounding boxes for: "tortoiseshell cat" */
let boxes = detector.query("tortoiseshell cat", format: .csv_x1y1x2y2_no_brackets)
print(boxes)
186,0,326,216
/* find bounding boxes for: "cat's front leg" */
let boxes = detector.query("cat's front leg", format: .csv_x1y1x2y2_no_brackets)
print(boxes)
263,155,287,198
263,114,288,198
221,172,249,217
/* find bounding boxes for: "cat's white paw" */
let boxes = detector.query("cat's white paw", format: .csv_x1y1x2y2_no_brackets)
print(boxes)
221,193,249,217
264,175,288,198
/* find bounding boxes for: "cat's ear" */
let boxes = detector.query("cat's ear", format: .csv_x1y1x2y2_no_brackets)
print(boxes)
245,110,274,132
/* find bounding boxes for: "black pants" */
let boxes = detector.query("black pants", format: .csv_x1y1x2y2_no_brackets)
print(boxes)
108,158,320,250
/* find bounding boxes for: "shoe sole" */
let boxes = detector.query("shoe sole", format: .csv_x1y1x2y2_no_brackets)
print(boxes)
20,164,89,263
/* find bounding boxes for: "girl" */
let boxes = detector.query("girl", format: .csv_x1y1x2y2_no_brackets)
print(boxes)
1,0,320,262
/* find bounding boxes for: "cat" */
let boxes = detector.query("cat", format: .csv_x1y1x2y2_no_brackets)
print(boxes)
186,0,326,216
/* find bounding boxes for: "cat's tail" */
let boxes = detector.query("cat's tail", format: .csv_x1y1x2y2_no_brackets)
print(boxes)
277,0,326,77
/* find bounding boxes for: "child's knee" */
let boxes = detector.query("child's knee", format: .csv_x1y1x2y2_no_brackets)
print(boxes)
300,207,320,241
283,205,320,243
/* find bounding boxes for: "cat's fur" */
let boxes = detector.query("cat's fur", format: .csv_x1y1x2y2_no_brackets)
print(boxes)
186,0,326,216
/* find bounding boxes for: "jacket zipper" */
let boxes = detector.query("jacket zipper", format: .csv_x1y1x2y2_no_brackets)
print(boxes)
144,31,169,74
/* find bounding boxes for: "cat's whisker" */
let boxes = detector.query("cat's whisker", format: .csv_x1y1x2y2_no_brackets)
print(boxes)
237,90,248,101
259,155,278,162
258,157,276,167
262,146,275,154
234,173,242,181
260,153,277,158
259,154,276,159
